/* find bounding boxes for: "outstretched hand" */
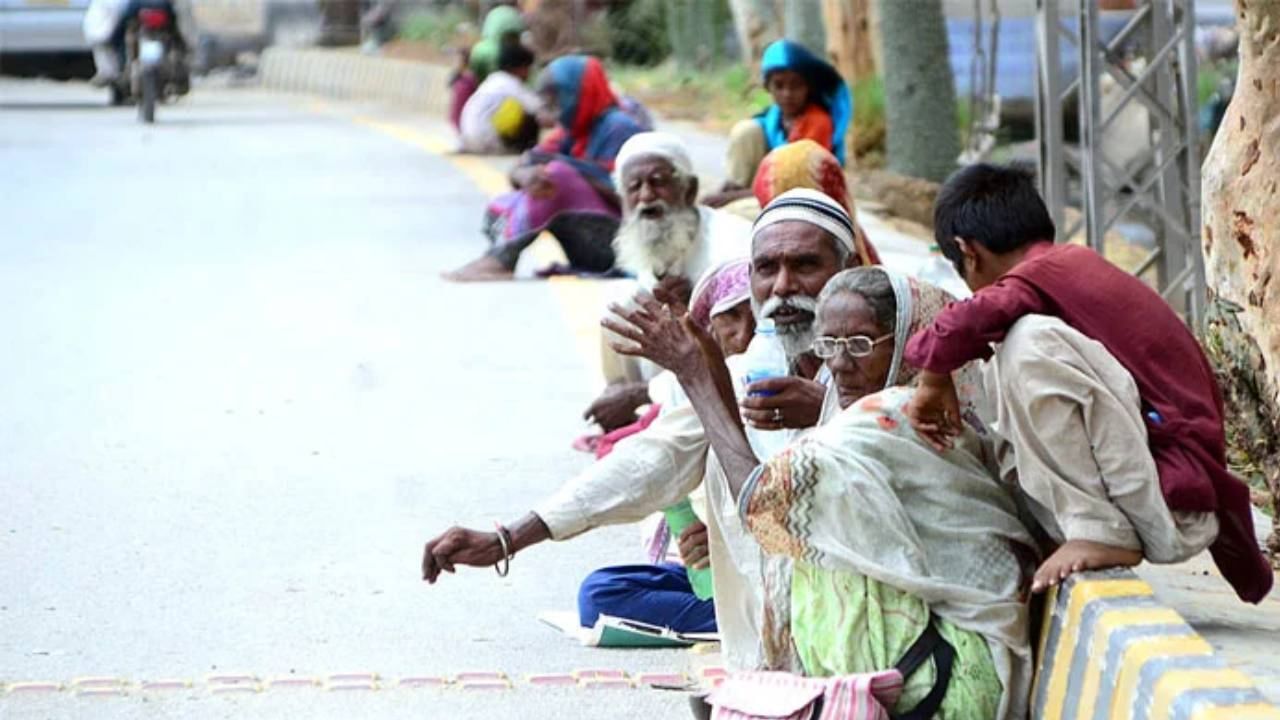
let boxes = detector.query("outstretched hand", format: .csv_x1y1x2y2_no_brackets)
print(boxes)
601,289,719,379
905,370,963,451
421,526,503,584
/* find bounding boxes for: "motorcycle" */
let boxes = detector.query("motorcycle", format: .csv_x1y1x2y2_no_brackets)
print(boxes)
109,1,190,123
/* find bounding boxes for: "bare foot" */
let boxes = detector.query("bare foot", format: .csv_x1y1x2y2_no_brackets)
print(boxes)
442,255,515,282
1031,540,1142,593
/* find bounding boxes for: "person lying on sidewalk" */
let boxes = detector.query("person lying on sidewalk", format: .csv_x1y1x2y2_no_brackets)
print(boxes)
704,40,852,208
420,191,856,671
457,44,546,155
604,264,1037,719
903,163,1273,603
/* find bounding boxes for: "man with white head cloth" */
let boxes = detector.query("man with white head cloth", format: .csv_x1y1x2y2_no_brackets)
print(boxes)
421,190,859,672
586,132,752,432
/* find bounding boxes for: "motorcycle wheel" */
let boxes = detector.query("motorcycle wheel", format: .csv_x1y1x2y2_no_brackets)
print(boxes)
139,67,157,124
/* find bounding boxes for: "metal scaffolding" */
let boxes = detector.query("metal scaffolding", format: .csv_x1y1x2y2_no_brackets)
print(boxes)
1034,0,1205,325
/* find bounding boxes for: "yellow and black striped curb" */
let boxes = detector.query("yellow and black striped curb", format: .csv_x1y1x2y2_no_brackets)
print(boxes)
1033,568,1279,720
259,47,449,114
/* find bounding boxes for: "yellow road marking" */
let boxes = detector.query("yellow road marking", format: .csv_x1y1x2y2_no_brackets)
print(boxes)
338,111,609,387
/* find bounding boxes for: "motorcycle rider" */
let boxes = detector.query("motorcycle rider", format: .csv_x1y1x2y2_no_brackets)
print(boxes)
84,0,197,88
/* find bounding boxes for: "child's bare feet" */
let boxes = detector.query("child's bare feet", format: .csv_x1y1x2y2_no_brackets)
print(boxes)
1031,540,1142,593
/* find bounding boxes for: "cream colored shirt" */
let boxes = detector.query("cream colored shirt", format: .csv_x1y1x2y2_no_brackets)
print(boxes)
534,347,831,670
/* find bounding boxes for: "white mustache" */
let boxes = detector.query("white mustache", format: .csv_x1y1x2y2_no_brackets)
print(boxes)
759,295,818,322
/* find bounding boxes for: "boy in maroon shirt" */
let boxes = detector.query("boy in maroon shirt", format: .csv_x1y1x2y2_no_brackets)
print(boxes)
904,163,1272,603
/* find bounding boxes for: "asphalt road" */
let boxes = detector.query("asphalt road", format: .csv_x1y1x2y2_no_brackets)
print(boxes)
0,78,694,718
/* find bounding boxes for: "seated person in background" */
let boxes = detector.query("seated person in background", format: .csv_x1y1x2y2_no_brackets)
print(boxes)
905,163,1273,604
606,265,1037,719
457,43,544,155
707,40,852,206
577,259,755,635
581,133,750,435
448,3,525,132
720,139,881,270
444,56,646,282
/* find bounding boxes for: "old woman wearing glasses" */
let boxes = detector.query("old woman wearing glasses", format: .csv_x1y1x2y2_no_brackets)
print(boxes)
605,264,1037,717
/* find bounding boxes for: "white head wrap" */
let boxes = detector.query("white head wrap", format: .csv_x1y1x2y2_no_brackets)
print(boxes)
751,187,856,255
613,132,695,187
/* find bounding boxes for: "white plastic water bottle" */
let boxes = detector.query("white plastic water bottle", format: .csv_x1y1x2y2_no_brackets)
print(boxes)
740,321,789,397
740,321,792,459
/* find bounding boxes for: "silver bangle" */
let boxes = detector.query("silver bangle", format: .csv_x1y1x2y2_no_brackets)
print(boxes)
493,522,513,577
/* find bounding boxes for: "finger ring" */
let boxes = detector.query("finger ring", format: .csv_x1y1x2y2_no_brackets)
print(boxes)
772,408,783,423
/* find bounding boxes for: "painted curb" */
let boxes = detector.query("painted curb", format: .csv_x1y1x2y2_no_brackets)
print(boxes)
1033,568,1280,720
259,48,448,114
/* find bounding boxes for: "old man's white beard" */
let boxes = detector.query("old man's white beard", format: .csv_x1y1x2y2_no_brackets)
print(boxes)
752,294,819,360
613,204,701,279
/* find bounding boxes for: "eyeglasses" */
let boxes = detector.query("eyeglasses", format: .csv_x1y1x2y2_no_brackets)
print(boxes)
811,333,894,359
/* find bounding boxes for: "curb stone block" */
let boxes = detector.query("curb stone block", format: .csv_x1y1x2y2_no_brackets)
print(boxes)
259,48,448,114
1032,568,1280,720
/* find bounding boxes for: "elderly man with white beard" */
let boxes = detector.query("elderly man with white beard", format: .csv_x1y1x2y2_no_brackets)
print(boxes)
585,133,752,432
421,190,858,672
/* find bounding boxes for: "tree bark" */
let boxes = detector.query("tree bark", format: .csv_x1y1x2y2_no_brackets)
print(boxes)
727,0,782,71
822,0,876,83
876,0,958,182
783,0,826,55
822,0,876,164
1200,0,1280,558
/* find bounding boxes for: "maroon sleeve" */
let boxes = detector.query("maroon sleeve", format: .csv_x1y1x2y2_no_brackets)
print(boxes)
905,276,1050,373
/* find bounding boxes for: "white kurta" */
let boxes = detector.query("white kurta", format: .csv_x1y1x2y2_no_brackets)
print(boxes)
535,343,830,670
458,70,544,154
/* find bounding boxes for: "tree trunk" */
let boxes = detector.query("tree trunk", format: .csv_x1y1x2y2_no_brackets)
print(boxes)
1200,0,1280,559
822,0,876,165
666,0,728,71
876,0,958,182
822,0,876,83
783,0,826,55
727,0,782,71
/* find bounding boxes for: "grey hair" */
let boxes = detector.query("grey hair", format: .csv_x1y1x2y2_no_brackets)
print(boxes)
751,223,852,268
816,267,896,336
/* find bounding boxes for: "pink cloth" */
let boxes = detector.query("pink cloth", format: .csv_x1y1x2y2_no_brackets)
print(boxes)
594,403,662,459
708,670,905,720
690,258,752,331
449,72,478,131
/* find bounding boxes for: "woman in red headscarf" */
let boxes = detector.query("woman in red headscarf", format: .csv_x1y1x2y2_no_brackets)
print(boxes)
445,55,650,282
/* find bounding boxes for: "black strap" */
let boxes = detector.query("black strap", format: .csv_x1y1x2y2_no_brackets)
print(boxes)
890,615,956,720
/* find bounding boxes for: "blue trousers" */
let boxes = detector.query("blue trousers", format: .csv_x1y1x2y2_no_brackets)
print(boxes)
577,563,717,634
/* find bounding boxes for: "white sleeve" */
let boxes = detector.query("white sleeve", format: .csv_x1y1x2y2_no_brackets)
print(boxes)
514,83,545,114
532,404,709,540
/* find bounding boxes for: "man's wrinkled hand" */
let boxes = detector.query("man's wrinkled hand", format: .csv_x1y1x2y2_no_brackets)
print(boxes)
739,376,826,430
583,382,648,432
905,371,963,452
653,275,693,308
602,291,704,377
421,526,503,584
677,521,710,570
